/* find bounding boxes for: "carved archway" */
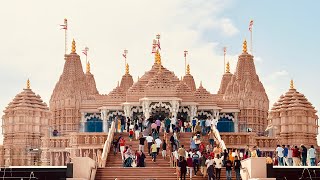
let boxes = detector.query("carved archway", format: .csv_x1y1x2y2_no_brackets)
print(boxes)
150,102,171,120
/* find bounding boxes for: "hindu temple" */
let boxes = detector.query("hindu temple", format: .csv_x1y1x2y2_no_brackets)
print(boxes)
0,35,318,173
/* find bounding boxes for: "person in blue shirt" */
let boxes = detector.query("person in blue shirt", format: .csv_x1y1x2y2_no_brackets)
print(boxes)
282,145,288,166
192,117,197,132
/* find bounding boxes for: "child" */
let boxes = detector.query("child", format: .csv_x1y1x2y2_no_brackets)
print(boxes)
129,129,134,141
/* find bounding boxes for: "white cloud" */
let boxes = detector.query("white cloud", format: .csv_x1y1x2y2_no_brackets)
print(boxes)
219,18,239,36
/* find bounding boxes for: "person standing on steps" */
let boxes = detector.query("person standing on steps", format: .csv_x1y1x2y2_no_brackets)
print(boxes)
234,156,241,180
155,118,161,133
120,116,125,133
129,128,134,141
112,136,118,155
151,141,158,162
162,139,167,159
138,135,146,152
205,155,215,180
165,116,171,133
187,154,194,180
225,156,232,180
301,144,308,166
178,145,186,159
119,137,126,161
155,137,162,155
179,156,187,180
126,117,131,133
146,134,153,155
214,154,223,180
134,123,140,140
308,145,316,166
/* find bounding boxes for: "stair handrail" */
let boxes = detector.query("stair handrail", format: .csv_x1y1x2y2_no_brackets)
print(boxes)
101,121,115,167
211,123,227,151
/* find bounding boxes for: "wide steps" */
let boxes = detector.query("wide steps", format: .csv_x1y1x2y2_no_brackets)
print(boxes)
96,167,236,180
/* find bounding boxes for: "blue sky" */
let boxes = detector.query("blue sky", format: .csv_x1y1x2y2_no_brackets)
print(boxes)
0,0,319,143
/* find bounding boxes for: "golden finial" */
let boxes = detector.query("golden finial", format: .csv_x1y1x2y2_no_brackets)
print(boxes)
155,50,161,65
71,39,76,53
290,79,294,89
226,61,230,73
243,39,247,53
26,79,30,89
86,61,90,73
186,64,190,75
125,63,129,75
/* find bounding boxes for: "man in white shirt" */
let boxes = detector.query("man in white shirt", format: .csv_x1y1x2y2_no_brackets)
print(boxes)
214,154,224,180
205,155,215,180
275,145,284,166
171,116,177,132
287,145,293,166
146,134,154,155
155,137,162,155
308,145,317,166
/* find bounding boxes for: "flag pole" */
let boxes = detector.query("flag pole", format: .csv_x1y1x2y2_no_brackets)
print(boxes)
184,50,188,75
64,18,68,55
251,27,253,54
223,47,226,73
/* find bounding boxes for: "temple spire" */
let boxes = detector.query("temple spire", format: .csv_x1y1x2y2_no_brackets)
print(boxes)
155,50,161,65
71,39,76,53
243,39,247,53
226,61,230,73
290,79,295,89
86,61,90,73
125,63,129,75
186,64,190,75
26,79,30,89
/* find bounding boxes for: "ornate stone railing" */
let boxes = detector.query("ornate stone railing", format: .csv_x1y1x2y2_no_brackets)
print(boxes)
218,132,278,150
101,121,115,167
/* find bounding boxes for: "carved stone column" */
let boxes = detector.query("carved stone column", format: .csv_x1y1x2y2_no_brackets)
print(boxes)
190,105,197,119
141,99,151,119
123,103,132,118
170,100,180,119
234,112,239,132
101,109,109,133
80,112,86,132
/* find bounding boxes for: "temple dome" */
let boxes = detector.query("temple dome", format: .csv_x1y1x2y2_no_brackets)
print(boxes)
4,87,49,112
271,87,317,114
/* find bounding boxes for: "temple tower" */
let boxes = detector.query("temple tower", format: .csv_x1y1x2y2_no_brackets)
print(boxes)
269,80,318,146
218,61,233,94
50,40,98,134
183,64,196,91
2,80,50,166
119,63,134,92
224,40,269,133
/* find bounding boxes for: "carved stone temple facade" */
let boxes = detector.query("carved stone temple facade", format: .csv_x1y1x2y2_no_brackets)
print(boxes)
0,38,318,166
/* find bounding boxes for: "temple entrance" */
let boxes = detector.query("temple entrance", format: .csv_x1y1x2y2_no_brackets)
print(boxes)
84,113,103,132
150,102,171,120
217,113,234,132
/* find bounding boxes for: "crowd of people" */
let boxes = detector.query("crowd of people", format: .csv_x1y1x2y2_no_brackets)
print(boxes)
275,144,317,166
111,114,319,180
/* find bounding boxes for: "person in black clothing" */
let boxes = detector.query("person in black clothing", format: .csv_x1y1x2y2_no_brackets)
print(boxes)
179,156,187,180
138,135,146,152
112,137,118,155
170,135,176,151
120,116,125,132
234,156,241,180
139,150,146,167
225,157,232,180
126,117,131,132
223,149,228,166
162,140,167,159
301,144,308,166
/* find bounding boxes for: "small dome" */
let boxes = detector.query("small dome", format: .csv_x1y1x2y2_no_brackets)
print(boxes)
271,88,316,113
4,88,49,112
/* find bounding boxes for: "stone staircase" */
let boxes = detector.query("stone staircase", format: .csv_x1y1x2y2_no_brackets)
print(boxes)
96,131,236,180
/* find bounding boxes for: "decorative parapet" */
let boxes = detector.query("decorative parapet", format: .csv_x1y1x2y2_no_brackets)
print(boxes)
219,132,278,151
